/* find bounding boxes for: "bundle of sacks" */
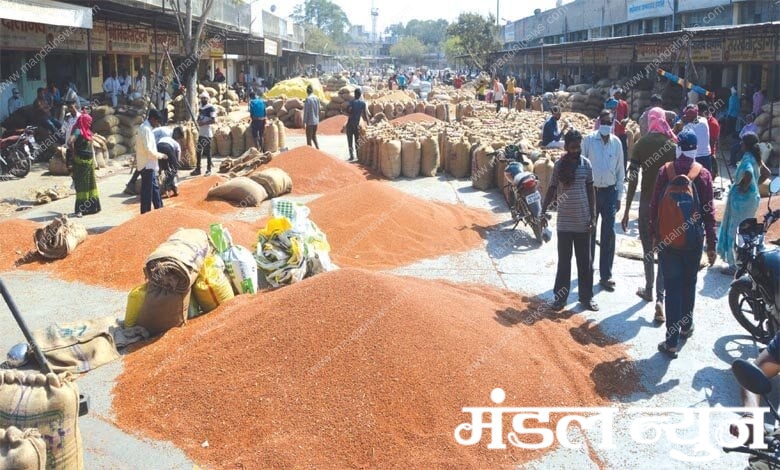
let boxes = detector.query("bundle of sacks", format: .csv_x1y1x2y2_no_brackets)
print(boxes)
206,163,292,206
751,101,780,170
324,86,356,119
91,104,145,159
255,200,336,287
211,117,285,158
33,215,88,260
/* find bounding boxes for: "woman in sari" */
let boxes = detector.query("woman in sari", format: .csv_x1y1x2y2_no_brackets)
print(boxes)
717,132,768,274
69,113,101,217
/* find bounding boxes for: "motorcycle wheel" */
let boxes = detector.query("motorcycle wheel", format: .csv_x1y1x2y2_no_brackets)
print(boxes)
729,283,775,344
7,149,30,178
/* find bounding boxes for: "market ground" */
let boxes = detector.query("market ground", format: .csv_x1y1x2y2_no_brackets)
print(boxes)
0,133,770,469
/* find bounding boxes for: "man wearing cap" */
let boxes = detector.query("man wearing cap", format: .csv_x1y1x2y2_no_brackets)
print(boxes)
191,92,216,176
677,104,713,175
134,109,167,214
649,130,717,358
7,89,23,116
638,95,677,135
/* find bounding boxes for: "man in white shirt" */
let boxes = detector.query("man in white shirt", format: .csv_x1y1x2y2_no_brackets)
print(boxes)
191,92,216,176
60,100,80,144
7,88,23,116
582,109,625,292
133,69,147,100
156,126,182,197
118,70,131,102
677,104,712,175
103,73,120,107
63,81,80,110
134,109,167,213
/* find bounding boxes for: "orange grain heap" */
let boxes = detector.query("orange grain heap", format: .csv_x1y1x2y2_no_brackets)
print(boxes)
262,146,367,194
114,268,638,469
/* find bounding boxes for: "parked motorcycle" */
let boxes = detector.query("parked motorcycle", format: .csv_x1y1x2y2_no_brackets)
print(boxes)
0,126,37,178
729,177,780,344
494,145,550,244
723,358,780,467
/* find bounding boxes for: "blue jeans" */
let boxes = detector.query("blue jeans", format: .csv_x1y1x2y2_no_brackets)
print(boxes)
659,248,700,348
140,168,162,214
591,185,617,283
696,155,712,175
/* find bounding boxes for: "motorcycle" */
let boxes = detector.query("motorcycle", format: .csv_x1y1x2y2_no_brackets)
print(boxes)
494,145,550,244
0,126,37,178
729,177,780,344
723,358,780,467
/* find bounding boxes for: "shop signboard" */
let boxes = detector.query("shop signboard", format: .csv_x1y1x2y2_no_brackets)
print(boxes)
0,20,47,49
106,22,152,54
690,39,722,62
90,22,107,51
582,48,607,65
636,43,672,63
565,50,581,65
206,37,225,58
264,38,278,56
677,0,727,13
724,36,778,62
545,51,563,65
627,0,673,21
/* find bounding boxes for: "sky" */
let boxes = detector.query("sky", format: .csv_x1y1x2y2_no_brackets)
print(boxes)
269,0,563,35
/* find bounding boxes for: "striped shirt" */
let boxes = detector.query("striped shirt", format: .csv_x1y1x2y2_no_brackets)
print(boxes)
550,156,593,233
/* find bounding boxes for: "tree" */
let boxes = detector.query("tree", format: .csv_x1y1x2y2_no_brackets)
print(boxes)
442,36,465,65
390,37,426,67
168,0,216,115
291,0,351,44
405,19,448,48
303,24,334,54
384,22,405,38
446,13,500,71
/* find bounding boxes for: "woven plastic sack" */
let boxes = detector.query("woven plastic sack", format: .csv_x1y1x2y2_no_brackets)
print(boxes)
223,245,258,295
193,254,235,312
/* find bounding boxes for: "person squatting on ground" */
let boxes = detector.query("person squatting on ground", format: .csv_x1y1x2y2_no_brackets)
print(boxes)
303,84,320,149
135,109,167,214
345,88,370,161
541,106,569,149
541,130,599,312
649,130,717,359
622,107,677,322
717,132,769,275
582,109,625,293
69,113,101,217
248,92,267,151
191,92,216,176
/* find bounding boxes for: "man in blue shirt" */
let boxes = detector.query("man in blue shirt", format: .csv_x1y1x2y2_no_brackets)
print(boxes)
303,84,321,149
248,92,266,151
346,88,370,161
397,73,407,91
726,85,741,138
541,106,568,149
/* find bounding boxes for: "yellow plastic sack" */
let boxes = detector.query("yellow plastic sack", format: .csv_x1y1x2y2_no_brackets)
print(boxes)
265,77,329,103
257,217,293,239
193,255,235,313
124,283,147,328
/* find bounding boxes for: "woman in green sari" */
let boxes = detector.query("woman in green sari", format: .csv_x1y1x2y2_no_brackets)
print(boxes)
69,113,101,216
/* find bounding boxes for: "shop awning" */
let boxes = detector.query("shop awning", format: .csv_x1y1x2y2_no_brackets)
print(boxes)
0,0,93,29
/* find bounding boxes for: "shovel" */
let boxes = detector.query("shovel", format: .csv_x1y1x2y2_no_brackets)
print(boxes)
0,278,89,416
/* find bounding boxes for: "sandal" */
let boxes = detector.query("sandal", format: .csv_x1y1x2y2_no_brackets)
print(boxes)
681,326,695,339
657,342,678,359
636,287,653,302
653,302,665,324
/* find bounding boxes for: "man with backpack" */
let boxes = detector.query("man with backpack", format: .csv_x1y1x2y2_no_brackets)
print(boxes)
649,130,717,359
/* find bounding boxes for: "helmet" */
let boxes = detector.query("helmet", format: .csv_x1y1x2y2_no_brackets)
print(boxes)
677,130,697,152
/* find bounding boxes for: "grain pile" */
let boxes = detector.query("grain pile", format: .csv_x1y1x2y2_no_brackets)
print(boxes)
317,114,349,135
0,219,40,271
308,181,495,269
263,146,367,194
24,207,259,290
392,113,439,125
114,268,638,469
165,175,245,214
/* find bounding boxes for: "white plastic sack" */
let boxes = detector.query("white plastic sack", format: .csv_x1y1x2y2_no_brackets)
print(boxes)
222,245,258,294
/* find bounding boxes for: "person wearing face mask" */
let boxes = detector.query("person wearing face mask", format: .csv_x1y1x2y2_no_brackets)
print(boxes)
191,92,216,176
649,130,717,359
676,105,712,175
541,130,598,312
582,109,625,293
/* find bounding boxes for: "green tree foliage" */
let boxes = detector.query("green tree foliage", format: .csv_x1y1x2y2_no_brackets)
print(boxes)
446,13,500,70
390,37,426,66
303,24,333,54
405,19,448,48
442,36,465,65
291,0,351,43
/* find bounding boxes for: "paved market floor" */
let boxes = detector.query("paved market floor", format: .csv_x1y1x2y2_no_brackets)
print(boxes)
0,133,768,469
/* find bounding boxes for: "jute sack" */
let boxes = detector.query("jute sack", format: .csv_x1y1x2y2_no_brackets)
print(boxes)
91,142,107,168
0,371,83,470
135,285,191,335
285,98,303,111
208,176,269,206
31,316,121,374
472,144,495,190
180,123,198,169
105,135,124,148
380,139,402,179
91,105,114,120
292,109,304,129
243,124,256,151
230,123,247,157
145,228,210,293
0,426,46,470
264,121,279,153
34,216,87,260
107,144,128,159
118,126,138,139
534,157,555,199
92,115,120,133
401,139,421,178
276,119,286,149
214,126,232,157
48,148,69,176
450,137,471,179
115,114,144,128
420,135,439,177
249,168,292,198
